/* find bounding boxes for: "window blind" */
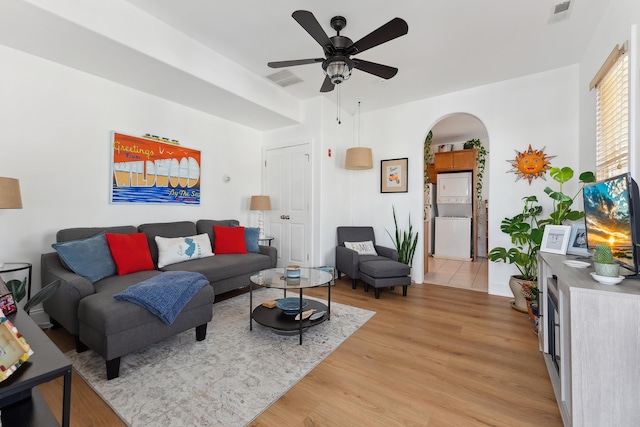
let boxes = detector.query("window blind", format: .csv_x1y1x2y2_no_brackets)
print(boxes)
595,49,629,180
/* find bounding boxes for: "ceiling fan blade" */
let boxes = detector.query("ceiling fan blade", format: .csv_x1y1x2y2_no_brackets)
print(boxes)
347,18,408,55
292,10,335,53
320,75,334,92
268,58,324,68
353,59,398,79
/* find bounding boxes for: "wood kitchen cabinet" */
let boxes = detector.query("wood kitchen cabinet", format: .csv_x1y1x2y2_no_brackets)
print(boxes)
434,149,477,172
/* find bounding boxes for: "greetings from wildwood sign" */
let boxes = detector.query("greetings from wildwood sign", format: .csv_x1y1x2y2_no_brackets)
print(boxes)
111,133,201,204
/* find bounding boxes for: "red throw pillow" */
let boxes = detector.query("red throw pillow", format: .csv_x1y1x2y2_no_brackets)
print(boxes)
214,226,247,254
105,233,155,275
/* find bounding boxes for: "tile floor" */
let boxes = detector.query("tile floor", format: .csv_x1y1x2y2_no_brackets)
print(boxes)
424,256,488,292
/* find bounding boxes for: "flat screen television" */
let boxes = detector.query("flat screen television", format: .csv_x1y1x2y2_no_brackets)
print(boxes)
582,172,640,276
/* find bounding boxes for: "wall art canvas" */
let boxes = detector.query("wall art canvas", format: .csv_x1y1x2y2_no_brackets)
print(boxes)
381,158,408,193
111,133,201,204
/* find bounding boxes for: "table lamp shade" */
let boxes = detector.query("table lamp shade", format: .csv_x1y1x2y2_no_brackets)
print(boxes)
0,177,22,209
345,147,373,170
250,195,271,211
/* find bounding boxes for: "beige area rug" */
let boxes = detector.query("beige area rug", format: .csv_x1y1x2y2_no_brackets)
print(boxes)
65,288,375,426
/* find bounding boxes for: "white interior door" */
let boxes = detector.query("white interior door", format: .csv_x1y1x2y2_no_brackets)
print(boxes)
265,144,310,267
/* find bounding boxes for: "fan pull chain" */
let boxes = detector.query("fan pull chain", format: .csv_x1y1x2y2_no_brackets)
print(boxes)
336,85,341,124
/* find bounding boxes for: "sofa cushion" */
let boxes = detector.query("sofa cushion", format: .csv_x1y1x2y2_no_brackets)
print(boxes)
213,226,247,254
105,232,155,275
196,219,240,248
80,270,213,336
57,226,138,243
52,232,116,283
155,233,213,268
244,227,260,253
113,271,209,325
160,253,272,283
359,259,410,278
138,221,198,266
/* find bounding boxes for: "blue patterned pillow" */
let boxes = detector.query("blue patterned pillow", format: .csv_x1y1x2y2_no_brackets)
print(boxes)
52,232,116,283
244,227,260,253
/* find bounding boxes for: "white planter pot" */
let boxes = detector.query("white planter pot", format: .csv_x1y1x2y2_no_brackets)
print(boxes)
509,276,533,312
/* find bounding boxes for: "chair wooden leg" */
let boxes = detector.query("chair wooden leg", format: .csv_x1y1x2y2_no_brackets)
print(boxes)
106,357,121,380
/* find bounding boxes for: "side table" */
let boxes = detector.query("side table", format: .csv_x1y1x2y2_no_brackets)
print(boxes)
258,237,274,247
0,310,72,426
0,263,32,300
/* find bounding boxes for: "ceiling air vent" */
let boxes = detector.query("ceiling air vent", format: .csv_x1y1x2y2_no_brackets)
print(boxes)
266,70,303,87
549,0,571,24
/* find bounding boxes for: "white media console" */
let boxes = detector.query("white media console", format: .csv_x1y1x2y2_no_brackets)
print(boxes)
538,252,640,426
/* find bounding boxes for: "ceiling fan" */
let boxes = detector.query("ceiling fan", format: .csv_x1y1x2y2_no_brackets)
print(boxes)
267,10,408,93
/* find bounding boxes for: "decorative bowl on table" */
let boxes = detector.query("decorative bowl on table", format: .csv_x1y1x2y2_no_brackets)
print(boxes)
285,265,301,278
276,297,309,315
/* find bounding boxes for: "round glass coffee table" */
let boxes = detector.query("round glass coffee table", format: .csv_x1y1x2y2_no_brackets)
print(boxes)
249,267,334,345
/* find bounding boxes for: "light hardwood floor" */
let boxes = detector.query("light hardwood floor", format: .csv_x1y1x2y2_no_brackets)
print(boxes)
425,256,489,292
39,278,560,426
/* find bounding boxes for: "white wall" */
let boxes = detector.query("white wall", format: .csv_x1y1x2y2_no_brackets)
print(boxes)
0,45,262,303
350,65,581,297
262,97,353,267
578,0,640,176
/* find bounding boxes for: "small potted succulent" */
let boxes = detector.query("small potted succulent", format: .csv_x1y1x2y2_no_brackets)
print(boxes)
593,244,619,277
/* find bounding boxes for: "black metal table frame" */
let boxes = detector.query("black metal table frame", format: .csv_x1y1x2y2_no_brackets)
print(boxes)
0,309,72,426
250,268,333,345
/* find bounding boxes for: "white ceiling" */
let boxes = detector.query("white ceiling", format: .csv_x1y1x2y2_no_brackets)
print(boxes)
0,0,611,130
124,0,609,114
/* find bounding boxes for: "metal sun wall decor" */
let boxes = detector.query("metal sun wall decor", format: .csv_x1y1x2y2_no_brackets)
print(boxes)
507,144,555,184
111,132,201,204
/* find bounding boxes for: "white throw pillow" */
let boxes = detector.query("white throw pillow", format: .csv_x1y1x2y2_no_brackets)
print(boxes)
344,241,378,255
155,234,214,268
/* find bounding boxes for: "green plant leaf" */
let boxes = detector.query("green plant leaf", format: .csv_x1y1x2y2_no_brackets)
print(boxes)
549,167,574,184
24,280,61,313
6,278,26,303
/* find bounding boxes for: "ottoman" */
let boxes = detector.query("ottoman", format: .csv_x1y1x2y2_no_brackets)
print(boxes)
359,259,411,299
78,282,214,379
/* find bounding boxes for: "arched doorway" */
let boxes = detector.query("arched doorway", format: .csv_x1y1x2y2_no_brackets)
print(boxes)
424,113,489,292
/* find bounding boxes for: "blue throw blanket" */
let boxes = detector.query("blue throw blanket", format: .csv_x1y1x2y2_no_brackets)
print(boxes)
114,271,209,325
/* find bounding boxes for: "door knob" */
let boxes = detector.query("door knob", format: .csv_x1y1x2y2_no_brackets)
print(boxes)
280,215,290,220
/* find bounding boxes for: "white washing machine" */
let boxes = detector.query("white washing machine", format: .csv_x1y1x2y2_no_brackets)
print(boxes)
434,216,472,260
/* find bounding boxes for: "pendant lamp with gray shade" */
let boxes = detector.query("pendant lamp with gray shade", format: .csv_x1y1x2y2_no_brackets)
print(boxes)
345,102,373,170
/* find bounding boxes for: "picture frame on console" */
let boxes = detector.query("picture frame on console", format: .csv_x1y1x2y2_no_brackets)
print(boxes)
540,225,572,255
380,158,408,193
566,223,590,256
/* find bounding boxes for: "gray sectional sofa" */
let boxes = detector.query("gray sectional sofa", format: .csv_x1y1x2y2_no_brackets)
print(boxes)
41,219,277,379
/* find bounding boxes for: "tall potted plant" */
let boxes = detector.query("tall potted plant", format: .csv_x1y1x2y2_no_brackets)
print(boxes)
387,206,419,267
488,195,543,310
489,166,595,311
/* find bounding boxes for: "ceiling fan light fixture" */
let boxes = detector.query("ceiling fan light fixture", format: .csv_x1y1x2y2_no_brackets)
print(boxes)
323,58,353,84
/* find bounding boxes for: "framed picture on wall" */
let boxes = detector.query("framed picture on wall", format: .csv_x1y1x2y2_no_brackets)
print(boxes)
567,223,590,256
381,158,408,193
540,225,572,254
